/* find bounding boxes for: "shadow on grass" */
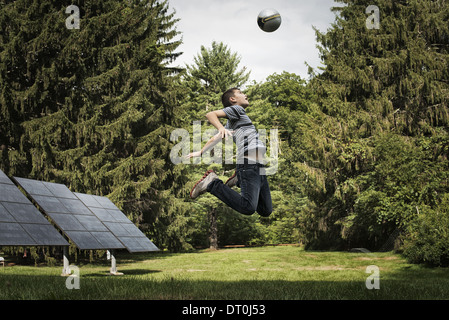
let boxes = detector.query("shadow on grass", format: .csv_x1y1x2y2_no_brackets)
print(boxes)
1,271,449,300
83,269,163,277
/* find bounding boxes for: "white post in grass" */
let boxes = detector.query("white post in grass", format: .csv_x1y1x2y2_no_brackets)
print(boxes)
109,250,123,276
62,246,71,276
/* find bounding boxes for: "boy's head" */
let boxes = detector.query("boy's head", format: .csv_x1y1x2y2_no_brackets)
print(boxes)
221,88,249,108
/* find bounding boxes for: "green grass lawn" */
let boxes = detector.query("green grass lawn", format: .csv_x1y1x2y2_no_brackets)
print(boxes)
1,245,449,300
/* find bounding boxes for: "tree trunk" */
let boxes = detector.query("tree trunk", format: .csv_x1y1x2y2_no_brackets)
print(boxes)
208,207,218,250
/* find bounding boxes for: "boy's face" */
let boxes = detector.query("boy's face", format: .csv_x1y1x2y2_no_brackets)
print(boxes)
230,89,249,108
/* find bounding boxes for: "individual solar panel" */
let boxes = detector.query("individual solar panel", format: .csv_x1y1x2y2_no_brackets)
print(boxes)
63,231,102,250
0,170,69,247
42,181,78,199
0,203,16,223
0,170,14,185
21,224,70,245
90,231,124,249
75,193,159,253
14,177,125,251
0,222,36,246
2,202,49,224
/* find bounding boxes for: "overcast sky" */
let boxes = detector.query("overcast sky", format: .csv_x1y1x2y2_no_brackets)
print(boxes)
167,0,338,84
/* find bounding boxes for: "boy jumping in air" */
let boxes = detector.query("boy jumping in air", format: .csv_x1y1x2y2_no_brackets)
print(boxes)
187,88,273,217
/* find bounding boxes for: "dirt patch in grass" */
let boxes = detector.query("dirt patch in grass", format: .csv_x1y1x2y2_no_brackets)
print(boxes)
293,265,348,271
244,265,353,272
353,256,400,261
186,269,208,272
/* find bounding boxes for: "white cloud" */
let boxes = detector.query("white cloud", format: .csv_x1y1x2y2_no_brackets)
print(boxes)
168,0,336,83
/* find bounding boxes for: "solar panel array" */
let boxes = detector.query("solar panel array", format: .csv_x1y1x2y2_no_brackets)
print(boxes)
0,168,158,253
0,170,69,247
75,193,159,253
14,178,126,251
13,176,159,253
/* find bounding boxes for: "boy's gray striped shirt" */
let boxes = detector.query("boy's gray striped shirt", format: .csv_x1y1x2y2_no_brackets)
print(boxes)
222,105,266,163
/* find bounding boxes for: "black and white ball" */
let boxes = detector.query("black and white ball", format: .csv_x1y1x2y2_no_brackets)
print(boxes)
257,8,282,33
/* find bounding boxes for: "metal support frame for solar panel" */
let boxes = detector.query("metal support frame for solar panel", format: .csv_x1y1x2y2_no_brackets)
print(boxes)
74,193,159,253
13,177,127,275
0,170,69,254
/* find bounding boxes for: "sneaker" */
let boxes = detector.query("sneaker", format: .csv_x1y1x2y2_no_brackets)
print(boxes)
225,171,238,188
190,170,219,199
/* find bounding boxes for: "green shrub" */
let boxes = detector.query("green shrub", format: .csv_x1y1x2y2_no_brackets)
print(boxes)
402,195,449,267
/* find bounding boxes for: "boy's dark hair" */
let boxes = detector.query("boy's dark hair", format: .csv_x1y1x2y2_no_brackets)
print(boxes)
221,87,239,107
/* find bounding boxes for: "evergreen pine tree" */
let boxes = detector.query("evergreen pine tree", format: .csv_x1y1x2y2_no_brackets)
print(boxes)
182,41,250,118
301,0,449,250
180,41,251,249
0,0,191,251
245,72,314,245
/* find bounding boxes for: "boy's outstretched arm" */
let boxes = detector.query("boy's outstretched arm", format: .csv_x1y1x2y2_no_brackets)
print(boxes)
206,110,233,139
185,132,222,159
186,110,233,159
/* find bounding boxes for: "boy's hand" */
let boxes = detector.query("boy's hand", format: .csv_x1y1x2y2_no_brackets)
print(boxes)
185,151,202,159
219,128,234,139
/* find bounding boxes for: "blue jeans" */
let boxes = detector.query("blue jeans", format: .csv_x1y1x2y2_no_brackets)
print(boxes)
207,164,273,217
